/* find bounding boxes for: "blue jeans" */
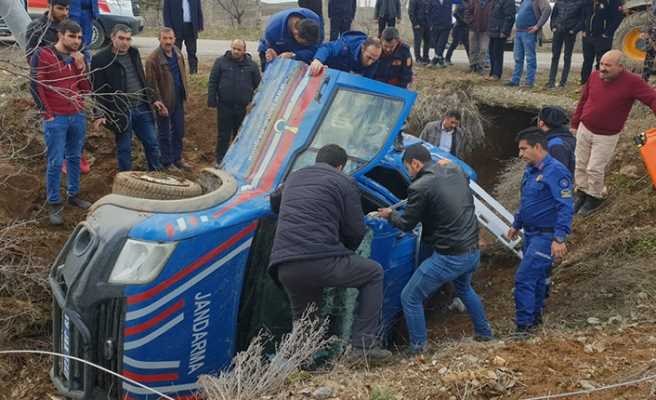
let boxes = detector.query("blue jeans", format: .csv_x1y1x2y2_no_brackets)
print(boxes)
515,232,553,328
115,104,162,171
157,99,185,167
511,31,538,85
43,113,86,204
401,249,492,351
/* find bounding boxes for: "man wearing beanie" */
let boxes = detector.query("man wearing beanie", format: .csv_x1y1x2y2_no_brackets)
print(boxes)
537,106,576,175
25,0,71,58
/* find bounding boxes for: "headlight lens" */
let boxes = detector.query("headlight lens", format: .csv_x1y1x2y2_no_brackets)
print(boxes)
108,239,176,284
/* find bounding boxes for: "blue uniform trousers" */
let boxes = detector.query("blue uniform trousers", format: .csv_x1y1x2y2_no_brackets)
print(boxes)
515,232,553,328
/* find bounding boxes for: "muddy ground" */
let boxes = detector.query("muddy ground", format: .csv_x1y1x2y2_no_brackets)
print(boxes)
1,50,655,400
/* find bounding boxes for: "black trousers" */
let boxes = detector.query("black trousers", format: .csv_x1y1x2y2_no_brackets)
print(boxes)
378,16,396,37
215,105,246,164
413,25,431,60
548,30,577,85
581,35,612,84
330,17,353,40
276,254,384,349
644,48,656,81
488,36,506,78
175,22,198,74
445,25,469,61
432,27,452,60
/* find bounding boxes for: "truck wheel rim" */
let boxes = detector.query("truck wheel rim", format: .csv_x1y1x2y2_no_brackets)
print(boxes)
624,28,647,61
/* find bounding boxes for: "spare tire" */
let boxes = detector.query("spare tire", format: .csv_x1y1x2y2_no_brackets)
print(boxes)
613,11,651,72
112,172,203,200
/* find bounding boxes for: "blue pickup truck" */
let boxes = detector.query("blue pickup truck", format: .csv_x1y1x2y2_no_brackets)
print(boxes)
48,58,520,400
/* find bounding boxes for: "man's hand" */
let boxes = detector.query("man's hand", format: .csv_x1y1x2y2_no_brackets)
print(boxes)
153,101,168,117
570,127,577,134
528,26,539,33
279,52,295,59
309,59,325,76
93,118,107,130
71,51,86,71
414,24,421,29
506,227,519,241
551,240,567,260
265,48,278,62
582,32,587,38
437,158,452,166
377,207,393,219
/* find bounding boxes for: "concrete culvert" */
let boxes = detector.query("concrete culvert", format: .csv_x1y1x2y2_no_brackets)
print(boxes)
112,171,203,200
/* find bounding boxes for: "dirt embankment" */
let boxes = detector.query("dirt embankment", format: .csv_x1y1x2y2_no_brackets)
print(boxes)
0,58,655,399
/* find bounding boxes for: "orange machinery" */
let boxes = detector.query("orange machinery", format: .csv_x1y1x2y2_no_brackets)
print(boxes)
635,128,656,188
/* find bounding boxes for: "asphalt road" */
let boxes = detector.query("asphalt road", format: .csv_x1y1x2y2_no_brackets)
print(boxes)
131,36,584,69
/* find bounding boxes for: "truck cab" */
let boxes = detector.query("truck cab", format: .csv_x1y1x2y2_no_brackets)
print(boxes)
49,59,519,399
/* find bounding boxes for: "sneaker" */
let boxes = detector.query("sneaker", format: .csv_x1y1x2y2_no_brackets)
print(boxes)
445,59,453,66
504,81,519,87
68,195,91,209
511,326,534,341
578,195,605,216
347,347,393,363
485,75,500,81
574,191,588,213
558,81,567,88
521,83,535,89
544,82,556,89
49,203,64,225
174,160,192,171
473,334,496,342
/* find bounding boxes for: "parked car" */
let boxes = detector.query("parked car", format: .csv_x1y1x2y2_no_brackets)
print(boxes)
48,58,520,400
0,0,143,49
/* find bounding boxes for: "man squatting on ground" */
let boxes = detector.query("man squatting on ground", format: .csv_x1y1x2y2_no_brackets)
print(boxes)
30,19,91,225
268,144,392,361
378,144,494,353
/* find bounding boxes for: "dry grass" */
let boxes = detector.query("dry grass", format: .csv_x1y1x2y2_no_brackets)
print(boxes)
199,307,332,400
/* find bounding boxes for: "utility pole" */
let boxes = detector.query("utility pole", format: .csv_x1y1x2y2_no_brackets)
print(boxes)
0,0,31,49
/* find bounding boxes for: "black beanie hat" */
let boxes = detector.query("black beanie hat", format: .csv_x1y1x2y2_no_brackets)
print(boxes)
538,106,570,128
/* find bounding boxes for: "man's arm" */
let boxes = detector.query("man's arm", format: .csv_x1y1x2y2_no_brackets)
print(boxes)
632,76,656,112
207,58,221,108
313,40,342,63
395,0,401,18
408,0,417,26
534,0,552,30
545,170,574,241
549,1,558,31
144,57,162,104
252,62,262,88
388,186,426,232
573,0,585,33
570,78,590,130
163,0,172,28
294,47,319,64
30,47,54,119
340,182,367,251
548,141,572,168
400,50,414,87
502,0,516,36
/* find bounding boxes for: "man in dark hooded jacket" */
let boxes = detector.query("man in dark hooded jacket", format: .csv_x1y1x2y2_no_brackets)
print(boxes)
310,32,382,77
375,0,401,37
408,0,431,63
486,0,515,80
546,0,585,88
25,0,70,59
537,105,576,174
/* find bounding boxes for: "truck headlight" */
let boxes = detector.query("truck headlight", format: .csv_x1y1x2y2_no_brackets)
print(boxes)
108,240,176,284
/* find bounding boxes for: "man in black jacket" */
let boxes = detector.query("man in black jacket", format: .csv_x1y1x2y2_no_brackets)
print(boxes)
374,27,413,88
378,144,493,353
546,0,585,88
269,144,391,360
25,0,70,59
580,0,622,84
328,0,357,40
163,0,204,74
408,0,431,64
445,2,469,65
375,0,401,37
91,24,164,172
208,39,261,165
486,0,515,80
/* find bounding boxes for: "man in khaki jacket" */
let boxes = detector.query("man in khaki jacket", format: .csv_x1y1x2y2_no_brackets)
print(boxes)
145,27,191,170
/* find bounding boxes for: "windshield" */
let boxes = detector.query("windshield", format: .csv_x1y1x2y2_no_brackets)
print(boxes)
291,88,404,174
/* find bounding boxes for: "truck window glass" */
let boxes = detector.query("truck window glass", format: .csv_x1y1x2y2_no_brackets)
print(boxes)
291,89,404,174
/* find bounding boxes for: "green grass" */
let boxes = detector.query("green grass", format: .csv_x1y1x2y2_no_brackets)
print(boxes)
370,385,397,400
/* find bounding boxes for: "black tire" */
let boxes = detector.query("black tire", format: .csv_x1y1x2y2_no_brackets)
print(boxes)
613,11,651,72
112,172,203,200
90,20,107,50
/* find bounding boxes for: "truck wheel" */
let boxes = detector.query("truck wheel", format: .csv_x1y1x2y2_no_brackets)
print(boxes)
90,21,107,50
112,172,203,200
613,11,651,71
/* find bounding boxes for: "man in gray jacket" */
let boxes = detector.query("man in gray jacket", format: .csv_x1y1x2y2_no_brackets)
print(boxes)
419,110,467,158
375,0,401,37
506,0,551,87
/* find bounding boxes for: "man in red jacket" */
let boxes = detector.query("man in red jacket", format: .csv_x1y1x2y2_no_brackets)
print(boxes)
30,19,91,225
571,50,656,216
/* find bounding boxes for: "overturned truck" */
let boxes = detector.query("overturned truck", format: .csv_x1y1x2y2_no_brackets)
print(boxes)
48,59,520,399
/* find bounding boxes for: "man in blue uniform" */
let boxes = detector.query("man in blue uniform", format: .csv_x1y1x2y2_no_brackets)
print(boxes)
258,7,323,70
507,128,574,336
374,27,413,88
309,31,382,77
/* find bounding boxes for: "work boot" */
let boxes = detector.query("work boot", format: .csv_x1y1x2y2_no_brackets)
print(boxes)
68,195,91,209
347,346,393,363
511,326,534,341
544,82,555,89
578,195,605,216
574,191,588,213
49,203,64,225
504,81,519,87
